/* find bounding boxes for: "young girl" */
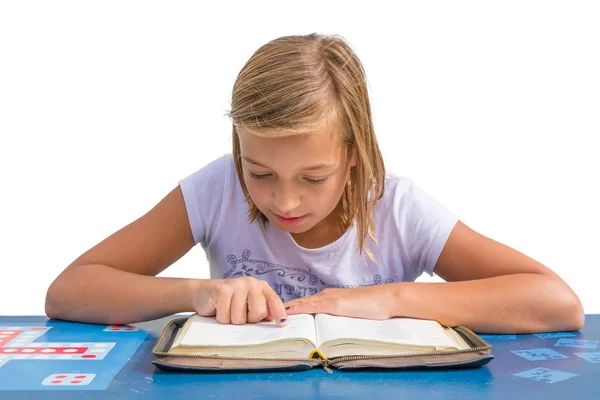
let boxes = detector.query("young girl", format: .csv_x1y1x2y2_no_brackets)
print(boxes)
45,33,584,334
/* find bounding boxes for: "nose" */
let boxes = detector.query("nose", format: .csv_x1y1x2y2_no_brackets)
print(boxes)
273,182,301,216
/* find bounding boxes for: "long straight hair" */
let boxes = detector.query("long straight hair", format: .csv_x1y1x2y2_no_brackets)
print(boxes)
225,33,385,262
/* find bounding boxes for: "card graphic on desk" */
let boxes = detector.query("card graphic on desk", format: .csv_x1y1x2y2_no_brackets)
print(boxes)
553,339,599,349
533,332,578,339
511,348,568,361
514,367,579,384
574,352,600,363
153,313,494,371
478,334,517,340
42,373,96,386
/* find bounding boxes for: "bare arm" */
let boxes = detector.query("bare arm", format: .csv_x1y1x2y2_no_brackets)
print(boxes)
45,185,200,324
391,273,583,334
392,221,584,333
46,264,206,324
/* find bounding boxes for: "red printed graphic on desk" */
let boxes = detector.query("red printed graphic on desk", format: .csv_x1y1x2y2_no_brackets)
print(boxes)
103,325,139,332
0,326,115,366
42,373,96,386
0,321,148,391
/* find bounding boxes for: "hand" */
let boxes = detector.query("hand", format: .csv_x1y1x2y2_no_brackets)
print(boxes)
191,277,289,327
283,285,398,320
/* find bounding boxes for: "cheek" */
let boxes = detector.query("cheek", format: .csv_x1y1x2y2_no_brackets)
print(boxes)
244,178,269,207
312,181,346,210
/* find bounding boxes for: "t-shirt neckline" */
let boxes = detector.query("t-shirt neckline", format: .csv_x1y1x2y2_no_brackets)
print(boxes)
283,222,356,255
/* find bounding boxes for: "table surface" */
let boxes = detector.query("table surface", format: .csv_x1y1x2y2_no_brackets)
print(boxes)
1,314,599,399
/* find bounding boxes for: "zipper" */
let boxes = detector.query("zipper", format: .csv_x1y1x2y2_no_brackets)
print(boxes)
153,350,333,372
153,349,319,363
324,344,492,367
154,345,490,371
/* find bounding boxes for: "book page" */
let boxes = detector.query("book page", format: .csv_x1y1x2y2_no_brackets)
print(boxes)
173,314,317,349
315,314,458,349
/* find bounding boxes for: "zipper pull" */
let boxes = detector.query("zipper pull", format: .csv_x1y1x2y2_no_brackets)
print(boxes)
319,359,333,373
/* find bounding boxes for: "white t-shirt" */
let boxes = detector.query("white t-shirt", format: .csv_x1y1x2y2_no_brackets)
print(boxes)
178,153,459,302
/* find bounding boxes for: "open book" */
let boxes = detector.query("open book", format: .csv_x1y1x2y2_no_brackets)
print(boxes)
152,313,493,371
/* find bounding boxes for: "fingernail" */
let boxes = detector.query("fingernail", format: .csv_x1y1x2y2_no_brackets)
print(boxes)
280,318,287,323
285,306,291,310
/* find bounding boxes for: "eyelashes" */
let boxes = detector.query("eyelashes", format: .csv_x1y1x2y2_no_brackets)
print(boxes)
249,171,328,185
249,172,269,180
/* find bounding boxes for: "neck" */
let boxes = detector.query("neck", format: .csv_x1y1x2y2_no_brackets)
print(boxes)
290,201,347,249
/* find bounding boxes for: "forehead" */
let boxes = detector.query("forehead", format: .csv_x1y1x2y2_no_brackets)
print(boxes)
238,128,340,153
237,128,346,170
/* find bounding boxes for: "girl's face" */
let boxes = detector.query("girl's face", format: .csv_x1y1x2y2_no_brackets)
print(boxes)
238,128,356,235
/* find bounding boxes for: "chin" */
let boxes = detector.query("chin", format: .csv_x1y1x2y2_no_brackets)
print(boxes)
272,220,309,233
281,224,311,234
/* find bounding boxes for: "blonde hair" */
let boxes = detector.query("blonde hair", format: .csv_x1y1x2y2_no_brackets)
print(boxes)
225,33,385,261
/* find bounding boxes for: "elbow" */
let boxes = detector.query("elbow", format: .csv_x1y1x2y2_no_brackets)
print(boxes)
45,277,72,321
45,280,62,320
565,295,585,331
45,265,85,321
537,276,585,333
555,284,585,332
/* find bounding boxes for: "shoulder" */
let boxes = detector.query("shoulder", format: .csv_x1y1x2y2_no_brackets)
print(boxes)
179,153,235,188
383,173,415,194
374,173,418,212
368,174,416,240
177,153,241,245
377,173,451,212
373,173,459,278
373,173,456,230
202,153,234,174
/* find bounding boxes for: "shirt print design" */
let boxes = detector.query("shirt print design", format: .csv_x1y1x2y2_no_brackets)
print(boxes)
224,249,395,302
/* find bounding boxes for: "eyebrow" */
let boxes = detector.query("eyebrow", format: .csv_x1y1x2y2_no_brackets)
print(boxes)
242,156,338,171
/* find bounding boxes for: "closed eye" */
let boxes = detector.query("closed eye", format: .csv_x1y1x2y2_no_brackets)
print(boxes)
249,172,270,179
249,172,328,185
306,177,328,185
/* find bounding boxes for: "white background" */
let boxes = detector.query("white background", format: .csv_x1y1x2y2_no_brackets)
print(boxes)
1,1,598,316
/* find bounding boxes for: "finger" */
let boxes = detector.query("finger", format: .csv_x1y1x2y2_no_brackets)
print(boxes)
261,283,288,327
283,295,311,313
282,299,301,311
285,296,324,315
214,285,233,324
246,285,268,323
263,306,284,321
263,308,276,321
229,287,248,325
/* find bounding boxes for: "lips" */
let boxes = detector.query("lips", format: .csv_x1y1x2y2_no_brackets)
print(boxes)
275,214,306,226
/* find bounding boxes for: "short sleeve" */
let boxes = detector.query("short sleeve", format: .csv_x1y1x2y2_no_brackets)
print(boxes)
398,179,459,278
178,154,232,246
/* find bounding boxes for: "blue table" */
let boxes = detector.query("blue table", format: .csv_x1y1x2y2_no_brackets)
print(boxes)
1,314,599,399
